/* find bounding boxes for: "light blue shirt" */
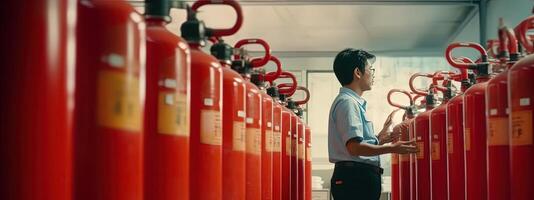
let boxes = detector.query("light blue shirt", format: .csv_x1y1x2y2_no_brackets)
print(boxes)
328,87,380,167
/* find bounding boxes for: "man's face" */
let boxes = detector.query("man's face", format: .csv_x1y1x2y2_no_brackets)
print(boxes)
354,63,375,91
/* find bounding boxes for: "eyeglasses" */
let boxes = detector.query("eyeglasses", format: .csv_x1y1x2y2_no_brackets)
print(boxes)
368,67,375,75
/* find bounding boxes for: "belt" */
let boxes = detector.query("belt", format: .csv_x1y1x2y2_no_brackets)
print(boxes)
335,161,384,175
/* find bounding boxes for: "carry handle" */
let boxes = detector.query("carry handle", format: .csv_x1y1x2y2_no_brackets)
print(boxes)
191,0,243,37
261,56,283,83
387,89,414,109
294,86,311,106
445,42,488,69
233,38,272,67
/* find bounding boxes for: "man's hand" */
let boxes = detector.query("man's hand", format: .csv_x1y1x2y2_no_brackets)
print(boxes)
378,109,400,145
389,140,419,154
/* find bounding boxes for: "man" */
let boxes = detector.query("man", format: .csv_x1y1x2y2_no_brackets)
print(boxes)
328,48,418,200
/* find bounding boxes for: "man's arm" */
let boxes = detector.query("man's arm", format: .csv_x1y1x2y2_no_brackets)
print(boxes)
346,139,417,156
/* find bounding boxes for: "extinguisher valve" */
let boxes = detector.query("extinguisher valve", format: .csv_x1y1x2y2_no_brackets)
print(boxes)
267,86,280,98
210,39,233,65
180,10,207,46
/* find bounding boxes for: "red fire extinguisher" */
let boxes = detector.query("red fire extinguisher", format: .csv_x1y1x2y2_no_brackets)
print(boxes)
486,24,519,200
181,1,243,199
445,57,473,200
305,125,312,200
256,56,283,200
387,89,417,200
294,86,311,200
144,1,191,199
445,42,491,200
211,37,272,200
75,1,145,199
430,71,462,200
274,72,298,200
409,72,441,200
232,39,280,200
509,16,534,200
0,1,75,199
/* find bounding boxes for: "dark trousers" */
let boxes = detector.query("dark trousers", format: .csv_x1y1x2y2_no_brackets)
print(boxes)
330,162,382,200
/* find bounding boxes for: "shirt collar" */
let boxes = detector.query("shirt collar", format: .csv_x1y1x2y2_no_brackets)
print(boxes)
339,87,367,108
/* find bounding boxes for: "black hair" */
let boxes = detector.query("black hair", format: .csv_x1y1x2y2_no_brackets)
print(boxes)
333,48,375,86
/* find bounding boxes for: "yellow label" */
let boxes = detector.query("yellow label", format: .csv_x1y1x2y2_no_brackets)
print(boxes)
298,142,305,160
511,110,533,146
286,136,292,156
488,117,509,146
392,153,398,165
465,128,471,151
233,122,246,151
246,128,262,155
97,70,141,131
157,92,189,136
447,133,454,154
200,110,222,145
416,142,424,159
306,147,312,162
265,130,274,152
431,141,440,161
272,131,282,153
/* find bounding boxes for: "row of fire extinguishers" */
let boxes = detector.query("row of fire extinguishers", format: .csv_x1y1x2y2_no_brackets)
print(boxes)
389,14,534,200
0,1,313,200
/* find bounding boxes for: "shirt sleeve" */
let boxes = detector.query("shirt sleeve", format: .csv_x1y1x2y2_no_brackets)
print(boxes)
334,98,364,145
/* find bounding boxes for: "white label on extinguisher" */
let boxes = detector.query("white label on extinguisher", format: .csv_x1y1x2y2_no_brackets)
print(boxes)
520,98,531,106
160,79,177,88
275,125,280,132
103,54,125,68
267,122,272,128
233,122,246,152
490,109,498,116
246,118,254,124
203,98,214,106
164,94,174,105
237,110,246,118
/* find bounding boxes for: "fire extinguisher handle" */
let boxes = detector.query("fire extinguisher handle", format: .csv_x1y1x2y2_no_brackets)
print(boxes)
486,39,500,59
387,89,414,109
276,71,298,95
294,86,311,106
233,38,272,67
517,16,534,53
263,56,283,83
498,25,519,55
409,72,434,96
191,0,243,37
445,42,488,69
207,36,219,44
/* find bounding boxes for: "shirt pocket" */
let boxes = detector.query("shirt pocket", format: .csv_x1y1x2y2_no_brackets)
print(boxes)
362,112,378,145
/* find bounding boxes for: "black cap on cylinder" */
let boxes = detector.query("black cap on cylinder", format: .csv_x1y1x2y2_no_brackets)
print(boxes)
181,9,206,44
146,0,170,18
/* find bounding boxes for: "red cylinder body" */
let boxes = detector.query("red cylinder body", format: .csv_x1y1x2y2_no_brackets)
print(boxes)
464,78,489,200
246,82,263,200
486,70,511,200
305,126,312,200
297,121,305,200
430,101,448,200
446,94,466,200
0,0,75,199
304,126,312,200
221,65,247,200
281,108,293,200
188,44,224,200
409,119,417,200
398,118,413,200
290,115,299,200
415,108,432,200
262,93,274,200
145,19,190,200
75,1,145,199
392,138,400,200
272,103,284,200
509,55,534,200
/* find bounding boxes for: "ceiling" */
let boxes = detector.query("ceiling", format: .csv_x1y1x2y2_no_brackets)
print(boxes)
134,0,479,57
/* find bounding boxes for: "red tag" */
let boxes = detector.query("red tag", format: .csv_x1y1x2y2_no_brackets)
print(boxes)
335,180,343,185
